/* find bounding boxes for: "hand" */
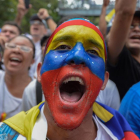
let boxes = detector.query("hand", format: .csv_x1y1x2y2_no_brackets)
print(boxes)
103,0,110,7
37,8,50,20
0,35,8,49
17,0,32,18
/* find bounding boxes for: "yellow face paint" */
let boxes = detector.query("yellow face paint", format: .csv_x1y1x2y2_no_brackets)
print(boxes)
47,25,106,62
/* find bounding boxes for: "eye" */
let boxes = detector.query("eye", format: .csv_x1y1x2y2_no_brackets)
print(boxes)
8,44,16,48
86,50,99,56
56,45,71,50
21,46,31,52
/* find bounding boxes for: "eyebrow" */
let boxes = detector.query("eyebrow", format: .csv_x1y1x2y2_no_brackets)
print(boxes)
53,35,73,42
87,38,103,50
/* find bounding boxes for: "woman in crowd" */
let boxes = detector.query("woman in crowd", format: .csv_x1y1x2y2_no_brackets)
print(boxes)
0,35,35,121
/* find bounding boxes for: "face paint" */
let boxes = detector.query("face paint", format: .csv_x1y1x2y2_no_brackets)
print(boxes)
41,19,106,130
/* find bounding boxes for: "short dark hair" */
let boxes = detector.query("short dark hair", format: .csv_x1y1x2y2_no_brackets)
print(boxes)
3,21,22,35
40,35,50,47
8,35,35,59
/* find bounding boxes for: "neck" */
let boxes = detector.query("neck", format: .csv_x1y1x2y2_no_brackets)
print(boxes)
32,35,41,43
5,72,31,98
44,102,97,140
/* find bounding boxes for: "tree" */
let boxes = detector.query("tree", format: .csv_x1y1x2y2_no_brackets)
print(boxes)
0,0,17,27
0,0,60,33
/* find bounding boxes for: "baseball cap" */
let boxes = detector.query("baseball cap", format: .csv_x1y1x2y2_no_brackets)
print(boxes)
30,14,44,23
134,10,140,18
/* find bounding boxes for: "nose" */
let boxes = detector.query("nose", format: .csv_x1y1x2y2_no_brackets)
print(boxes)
65,42,88,65
133,25,140,31
12,46,21,54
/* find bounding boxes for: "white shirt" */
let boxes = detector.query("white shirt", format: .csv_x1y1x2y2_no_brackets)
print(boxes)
0,71,22,119
96,79,120,110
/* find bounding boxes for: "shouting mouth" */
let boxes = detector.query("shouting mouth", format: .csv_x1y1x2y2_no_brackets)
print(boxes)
59,76,86,103
9,57,22,66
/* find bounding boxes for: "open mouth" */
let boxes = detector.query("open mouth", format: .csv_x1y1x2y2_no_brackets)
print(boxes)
10,57,22,63
130,35,140,40
33,27,39,31
59,76,86,103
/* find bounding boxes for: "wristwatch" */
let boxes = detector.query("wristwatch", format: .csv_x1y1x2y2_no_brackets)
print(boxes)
45,16,52,21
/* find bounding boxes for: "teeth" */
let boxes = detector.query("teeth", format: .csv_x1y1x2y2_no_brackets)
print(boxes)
11,58,20,61
63,77,84,85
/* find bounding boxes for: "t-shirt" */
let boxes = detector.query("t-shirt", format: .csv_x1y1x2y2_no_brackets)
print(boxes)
107,47,140,100
119,82,140,138
0,71,22,119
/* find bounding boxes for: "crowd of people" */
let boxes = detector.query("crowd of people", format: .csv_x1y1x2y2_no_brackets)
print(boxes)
0,0,140,139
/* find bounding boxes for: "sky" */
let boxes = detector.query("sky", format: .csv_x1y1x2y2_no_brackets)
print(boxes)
67,0,115,5
95,0,103,4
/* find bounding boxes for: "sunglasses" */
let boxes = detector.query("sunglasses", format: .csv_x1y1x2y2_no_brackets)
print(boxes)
30,20,44,25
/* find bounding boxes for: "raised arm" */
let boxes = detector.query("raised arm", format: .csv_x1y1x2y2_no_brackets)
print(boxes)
99,0,110,38
38,8,57,32
107,0,137,65
15,0,32,26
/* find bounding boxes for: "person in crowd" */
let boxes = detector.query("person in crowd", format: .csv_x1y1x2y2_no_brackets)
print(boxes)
0,21,22,70
106,0,139,100
0,21,21,47
15,0,57,78
0,35,35,121
119,81,140,138
99,0,110,38
0,18,138,140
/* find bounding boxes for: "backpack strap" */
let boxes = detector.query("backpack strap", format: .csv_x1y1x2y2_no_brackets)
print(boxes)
36,80,42,105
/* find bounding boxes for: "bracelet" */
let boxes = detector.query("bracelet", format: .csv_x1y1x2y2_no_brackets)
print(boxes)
45,16,52,21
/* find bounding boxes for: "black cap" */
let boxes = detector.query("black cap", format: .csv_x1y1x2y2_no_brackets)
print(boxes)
134,10,140,18
30,14,42,22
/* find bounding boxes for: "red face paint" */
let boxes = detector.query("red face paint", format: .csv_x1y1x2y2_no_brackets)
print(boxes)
41,65,103,130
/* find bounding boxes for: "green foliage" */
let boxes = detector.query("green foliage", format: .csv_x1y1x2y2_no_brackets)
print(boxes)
0,0,99,33
0,0,18,26
0,0,61,33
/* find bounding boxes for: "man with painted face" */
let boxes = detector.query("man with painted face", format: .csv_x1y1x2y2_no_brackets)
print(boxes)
0,19,139,140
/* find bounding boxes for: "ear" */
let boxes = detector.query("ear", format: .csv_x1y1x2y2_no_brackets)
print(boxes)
37,62,42,82
101,71,109,90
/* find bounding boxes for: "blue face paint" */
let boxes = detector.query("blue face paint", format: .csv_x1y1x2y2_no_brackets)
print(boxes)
41,42,105,81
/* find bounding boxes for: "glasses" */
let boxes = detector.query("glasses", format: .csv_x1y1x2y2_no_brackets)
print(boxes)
5,43,32,53
30,20,44,25
130,24,140,29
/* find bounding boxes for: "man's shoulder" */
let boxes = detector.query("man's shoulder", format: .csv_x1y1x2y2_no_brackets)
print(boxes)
93,102,139,140
130,81,140,92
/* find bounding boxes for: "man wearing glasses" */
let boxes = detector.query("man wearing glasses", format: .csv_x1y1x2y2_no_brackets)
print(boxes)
15,0,57,78
107,7,140,100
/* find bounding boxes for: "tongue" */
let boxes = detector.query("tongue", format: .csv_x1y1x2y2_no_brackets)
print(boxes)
61,91,82,103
